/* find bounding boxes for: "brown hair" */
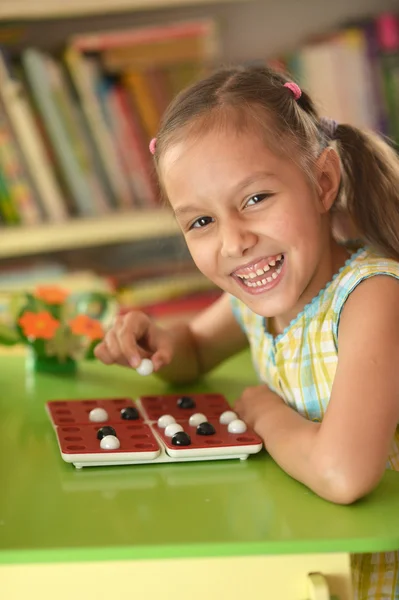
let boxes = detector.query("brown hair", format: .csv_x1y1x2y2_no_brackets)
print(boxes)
153,64,399,261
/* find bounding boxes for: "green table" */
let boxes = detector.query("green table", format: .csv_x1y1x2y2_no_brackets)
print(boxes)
2,352,399,599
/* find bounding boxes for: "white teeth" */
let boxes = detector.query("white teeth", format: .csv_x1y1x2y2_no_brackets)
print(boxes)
237,254,284,286
237,255,284,280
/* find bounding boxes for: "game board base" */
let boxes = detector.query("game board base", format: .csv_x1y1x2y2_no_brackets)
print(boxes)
72,454,251,468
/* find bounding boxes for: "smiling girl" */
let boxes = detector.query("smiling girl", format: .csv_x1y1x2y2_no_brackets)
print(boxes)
95,66,399,599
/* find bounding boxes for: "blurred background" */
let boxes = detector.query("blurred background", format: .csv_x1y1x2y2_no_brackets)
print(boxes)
0,0,398,333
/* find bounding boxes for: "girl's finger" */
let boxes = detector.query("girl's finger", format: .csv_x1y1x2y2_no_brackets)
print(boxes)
94,340,116,365
151,345,173,371
103,329,126,363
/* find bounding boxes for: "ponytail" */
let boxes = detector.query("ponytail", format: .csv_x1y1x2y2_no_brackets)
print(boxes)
335,125,399,261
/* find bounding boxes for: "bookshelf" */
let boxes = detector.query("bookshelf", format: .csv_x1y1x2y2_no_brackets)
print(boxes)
0,210,179,259
0,0,395,263
0,0,247,20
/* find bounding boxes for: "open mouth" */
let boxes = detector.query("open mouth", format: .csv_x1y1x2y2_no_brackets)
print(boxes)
233,254,285,293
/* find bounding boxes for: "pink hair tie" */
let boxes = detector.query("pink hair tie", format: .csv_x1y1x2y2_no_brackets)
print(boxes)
283,82,302,101
149,137,157,155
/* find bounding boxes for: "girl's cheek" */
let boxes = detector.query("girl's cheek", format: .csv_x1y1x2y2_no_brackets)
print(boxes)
192,247,216,277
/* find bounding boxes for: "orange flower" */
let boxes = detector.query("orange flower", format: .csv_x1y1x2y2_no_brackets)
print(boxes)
69,314,104,341
35,286,69,305
19,311,60,340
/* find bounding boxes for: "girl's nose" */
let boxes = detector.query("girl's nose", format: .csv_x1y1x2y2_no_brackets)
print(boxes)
220,217,258,258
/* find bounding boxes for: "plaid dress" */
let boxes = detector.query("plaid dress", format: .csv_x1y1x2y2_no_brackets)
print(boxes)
230,247,399,600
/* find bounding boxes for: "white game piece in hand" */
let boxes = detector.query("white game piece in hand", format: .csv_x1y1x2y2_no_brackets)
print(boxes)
136,358,154,376
89,407,108,423
100,435,120,450
227,419,247,434
164,423,184,437
188,413,207,427
219,410,238,425
157,414,176,428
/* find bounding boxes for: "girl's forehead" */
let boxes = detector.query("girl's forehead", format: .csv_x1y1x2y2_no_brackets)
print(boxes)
162,129,283,175
161,131,310,209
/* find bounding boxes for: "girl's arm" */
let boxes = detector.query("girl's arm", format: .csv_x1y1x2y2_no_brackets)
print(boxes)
239,276,399,504
156,292,249,383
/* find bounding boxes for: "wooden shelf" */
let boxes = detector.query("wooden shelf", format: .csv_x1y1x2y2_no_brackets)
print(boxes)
0,210,180,259
0,0,245,20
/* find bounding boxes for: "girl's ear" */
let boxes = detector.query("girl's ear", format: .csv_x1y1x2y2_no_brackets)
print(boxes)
315,147,341,213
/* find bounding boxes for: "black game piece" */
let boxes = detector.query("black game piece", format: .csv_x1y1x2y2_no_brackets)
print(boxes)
96,426,117,440
120,406,140,420
171,431,191,446
196,422,216,436
177,396,196,409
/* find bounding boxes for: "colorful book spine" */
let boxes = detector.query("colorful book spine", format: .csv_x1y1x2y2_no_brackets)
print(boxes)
0,102,42,226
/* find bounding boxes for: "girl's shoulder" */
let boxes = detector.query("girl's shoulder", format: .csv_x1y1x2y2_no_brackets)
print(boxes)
331,246,399,307
329,247,399,341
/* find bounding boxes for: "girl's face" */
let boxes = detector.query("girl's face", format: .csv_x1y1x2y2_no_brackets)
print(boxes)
162,128,339,323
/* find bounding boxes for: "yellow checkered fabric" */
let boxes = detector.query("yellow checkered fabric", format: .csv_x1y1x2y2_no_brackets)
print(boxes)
230,247,399,599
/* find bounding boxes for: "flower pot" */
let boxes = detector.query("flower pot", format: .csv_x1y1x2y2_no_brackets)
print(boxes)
28,350,77,375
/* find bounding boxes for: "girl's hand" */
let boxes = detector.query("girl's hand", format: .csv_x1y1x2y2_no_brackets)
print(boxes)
234,384,285,437
94,310,173,371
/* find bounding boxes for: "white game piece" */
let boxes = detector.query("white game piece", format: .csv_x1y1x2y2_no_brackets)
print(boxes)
219,410,238,425
188,413,207,427
89,407,108,423
136,358,154,376
164,423,184,437
100,435,120,450
227,419,247,434
157,414,176,428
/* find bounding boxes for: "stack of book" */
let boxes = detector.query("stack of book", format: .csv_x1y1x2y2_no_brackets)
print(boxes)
270,12,399,147
0,18,219,227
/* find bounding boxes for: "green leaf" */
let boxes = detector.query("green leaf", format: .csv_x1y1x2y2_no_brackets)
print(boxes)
0,323,21,346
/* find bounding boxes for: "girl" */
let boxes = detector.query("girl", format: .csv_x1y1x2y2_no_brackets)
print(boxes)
95,65,399,599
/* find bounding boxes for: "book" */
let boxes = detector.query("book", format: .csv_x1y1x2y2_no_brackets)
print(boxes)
22,48,111,217
106,84,158,205
71,19,219,54
0,50,68,222
64,48,136,210
102,33,219,72
0,100,42,226
123,70,160,139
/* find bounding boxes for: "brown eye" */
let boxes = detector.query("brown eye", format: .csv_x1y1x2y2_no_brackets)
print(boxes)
190,216,214,229
246,193,270,207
